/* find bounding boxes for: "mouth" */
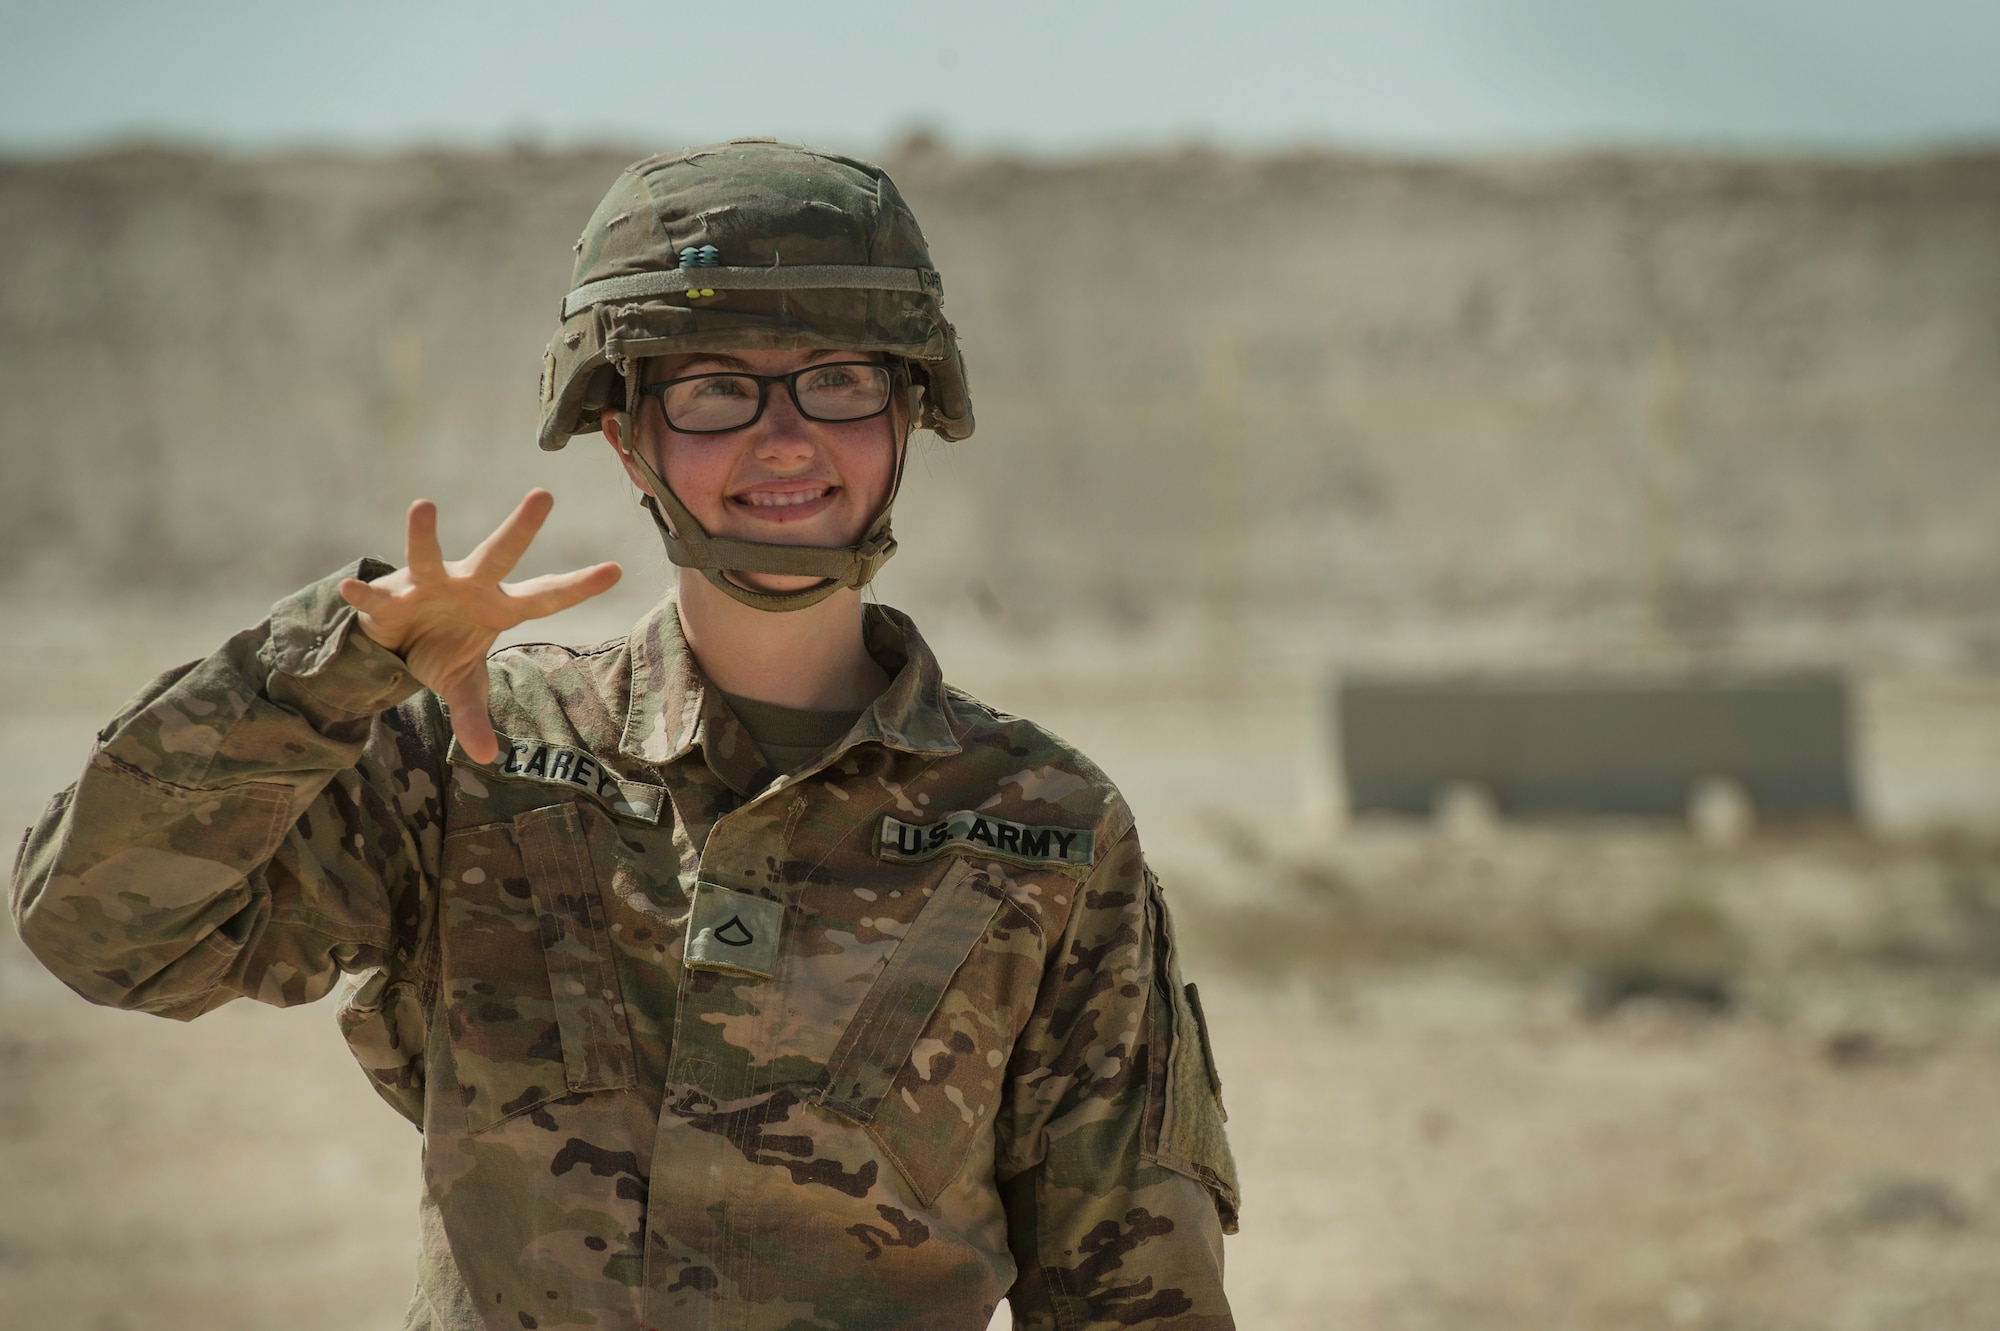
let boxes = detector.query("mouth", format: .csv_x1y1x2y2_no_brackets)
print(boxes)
730,483,838,522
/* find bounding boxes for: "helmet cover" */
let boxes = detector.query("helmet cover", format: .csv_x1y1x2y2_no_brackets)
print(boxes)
538,141,974,610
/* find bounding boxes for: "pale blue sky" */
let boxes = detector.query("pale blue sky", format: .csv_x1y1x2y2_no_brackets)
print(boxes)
3,0,1997,156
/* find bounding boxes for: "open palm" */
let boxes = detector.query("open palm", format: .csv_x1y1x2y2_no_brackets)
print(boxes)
339,490,621,763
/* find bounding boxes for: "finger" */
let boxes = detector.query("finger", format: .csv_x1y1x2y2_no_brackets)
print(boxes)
502,562,623,620
337,577,396,613
440,665,500,765
406,499,447,580
465,489,555,582
338,578,409,652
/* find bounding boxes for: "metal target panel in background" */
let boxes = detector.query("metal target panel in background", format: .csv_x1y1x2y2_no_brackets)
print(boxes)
1335,674,1856,822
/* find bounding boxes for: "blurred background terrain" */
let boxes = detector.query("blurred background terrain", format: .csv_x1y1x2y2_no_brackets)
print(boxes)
4,3,2000,1328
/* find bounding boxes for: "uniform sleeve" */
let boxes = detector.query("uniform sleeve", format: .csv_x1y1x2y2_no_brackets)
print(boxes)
8,560,446,1036
996,825,1240,1331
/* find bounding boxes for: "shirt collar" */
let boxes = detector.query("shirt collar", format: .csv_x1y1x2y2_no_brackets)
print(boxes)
619,595,962,792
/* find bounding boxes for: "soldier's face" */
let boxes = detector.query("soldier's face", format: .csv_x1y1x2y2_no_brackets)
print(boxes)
615,348,900,579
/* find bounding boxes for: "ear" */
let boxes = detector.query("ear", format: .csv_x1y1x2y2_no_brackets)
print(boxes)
601,411,652,495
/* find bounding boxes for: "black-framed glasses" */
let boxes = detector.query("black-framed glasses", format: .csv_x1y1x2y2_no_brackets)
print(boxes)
640,361,898,434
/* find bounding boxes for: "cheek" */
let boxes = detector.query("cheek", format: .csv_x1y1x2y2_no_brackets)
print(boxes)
659,435,735,517
838,426,899,508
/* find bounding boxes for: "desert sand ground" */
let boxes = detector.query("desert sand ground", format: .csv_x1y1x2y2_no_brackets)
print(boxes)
4,598,1998,1331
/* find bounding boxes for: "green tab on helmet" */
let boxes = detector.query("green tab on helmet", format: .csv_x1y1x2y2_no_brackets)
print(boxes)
537,141,975,612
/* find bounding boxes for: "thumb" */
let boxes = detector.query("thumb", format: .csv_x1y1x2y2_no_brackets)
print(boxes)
440,662,500,765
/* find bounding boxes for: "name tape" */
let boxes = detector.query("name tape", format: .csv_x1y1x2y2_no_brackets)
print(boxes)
455,735,664,823
878,811,1094,868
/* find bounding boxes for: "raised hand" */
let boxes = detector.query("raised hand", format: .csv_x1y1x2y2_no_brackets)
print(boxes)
338,490,621,763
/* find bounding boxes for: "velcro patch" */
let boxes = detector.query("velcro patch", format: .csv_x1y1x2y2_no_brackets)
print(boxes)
878,811,1094,868
451,734,664,823
684,882,785,979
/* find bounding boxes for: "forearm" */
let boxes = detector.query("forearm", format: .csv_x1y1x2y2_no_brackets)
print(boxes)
1004,1153,1232,1330
9,560,438,1015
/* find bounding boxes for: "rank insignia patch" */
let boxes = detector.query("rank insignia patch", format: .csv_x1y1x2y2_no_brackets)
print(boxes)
878,811,1095,869
684,882,785,978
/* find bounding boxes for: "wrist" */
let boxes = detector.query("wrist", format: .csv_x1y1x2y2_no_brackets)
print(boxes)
261,559,424,721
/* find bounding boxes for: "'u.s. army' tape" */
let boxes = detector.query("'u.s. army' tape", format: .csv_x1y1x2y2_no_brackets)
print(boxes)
878,811,1094,868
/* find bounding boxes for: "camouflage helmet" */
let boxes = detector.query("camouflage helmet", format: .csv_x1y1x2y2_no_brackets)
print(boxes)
538,139,974,612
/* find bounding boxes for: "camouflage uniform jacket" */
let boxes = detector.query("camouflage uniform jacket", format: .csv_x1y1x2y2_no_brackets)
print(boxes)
11,561,1239,1331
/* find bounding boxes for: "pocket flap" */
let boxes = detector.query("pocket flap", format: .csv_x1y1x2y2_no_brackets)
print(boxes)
514,803,637,1094
815,859,1006,1125
1141,870,1240,1232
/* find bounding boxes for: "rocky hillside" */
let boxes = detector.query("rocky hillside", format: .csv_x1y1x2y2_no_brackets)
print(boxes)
4,144,1997,674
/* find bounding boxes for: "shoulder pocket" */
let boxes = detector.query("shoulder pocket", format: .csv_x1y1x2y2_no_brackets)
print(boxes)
1140,869,1240,1232
813,859,1042,1205
440,803,637,1133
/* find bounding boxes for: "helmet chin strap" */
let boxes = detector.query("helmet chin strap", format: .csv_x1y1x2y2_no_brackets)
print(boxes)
609,369,914,614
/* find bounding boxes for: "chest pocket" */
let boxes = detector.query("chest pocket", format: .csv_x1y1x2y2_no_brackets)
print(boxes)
813,859,1047,1205
440,802,637,1134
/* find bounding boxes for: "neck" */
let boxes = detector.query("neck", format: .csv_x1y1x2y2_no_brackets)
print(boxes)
675,571,892,710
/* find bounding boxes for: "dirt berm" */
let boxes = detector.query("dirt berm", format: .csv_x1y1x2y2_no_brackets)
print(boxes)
3,144,1998,676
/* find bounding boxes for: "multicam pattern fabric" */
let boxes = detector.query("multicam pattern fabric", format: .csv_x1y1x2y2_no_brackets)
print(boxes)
10,561,1238,1331
540,140,975,453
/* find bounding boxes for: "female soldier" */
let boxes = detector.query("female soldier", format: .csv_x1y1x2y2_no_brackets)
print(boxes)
11,140,1237,1331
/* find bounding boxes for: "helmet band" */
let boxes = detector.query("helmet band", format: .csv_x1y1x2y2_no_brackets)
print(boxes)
564,263,941,320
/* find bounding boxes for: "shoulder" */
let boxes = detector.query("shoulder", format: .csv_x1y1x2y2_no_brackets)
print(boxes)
940,681,1119,799
929,680,1138,868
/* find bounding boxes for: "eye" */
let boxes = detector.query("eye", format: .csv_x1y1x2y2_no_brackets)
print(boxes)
802,365,861,391
690,375,753,399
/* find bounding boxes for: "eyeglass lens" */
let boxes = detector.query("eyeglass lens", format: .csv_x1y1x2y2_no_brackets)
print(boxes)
659,363,892,432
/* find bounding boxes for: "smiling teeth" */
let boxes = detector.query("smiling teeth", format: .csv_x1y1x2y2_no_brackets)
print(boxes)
742,489,827,507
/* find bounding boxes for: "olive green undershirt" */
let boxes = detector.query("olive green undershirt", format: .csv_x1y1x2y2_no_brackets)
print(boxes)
719,690,866,775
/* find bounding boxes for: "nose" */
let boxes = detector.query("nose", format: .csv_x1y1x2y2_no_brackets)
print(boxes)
748,379,816,464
